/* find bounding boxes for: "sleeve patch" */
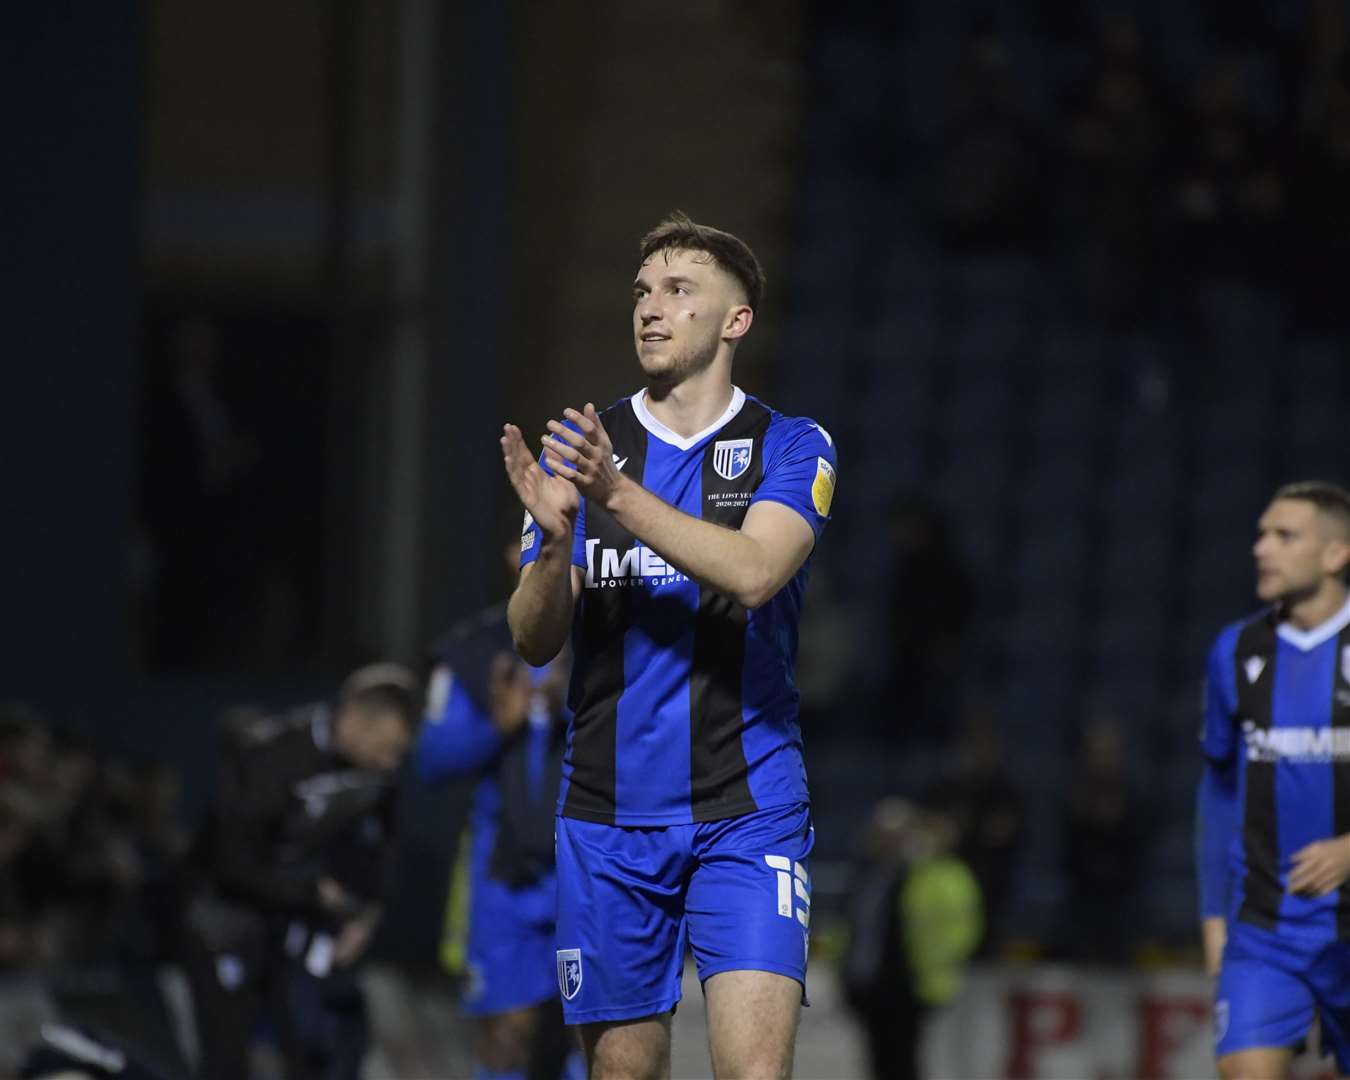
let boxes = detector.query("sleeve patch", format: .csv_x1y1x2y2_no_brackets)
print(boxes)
811,457,836,517
521,510,537,552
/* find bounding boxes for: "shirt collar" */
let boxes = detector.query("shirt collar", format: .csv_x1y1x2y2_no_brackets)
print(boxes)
630,385,745,451
1276,593,1350,652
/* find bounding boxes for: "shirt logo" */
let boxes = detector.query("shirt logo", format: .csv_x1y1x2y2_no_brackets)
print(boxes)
1243,656,1266,684
583,540,688,589
557,948,583,1000
1242,721,1350,763
812,457,836,517
713,438,754,481
521,510,537,553
613,453,628,472
1342,645,1350,685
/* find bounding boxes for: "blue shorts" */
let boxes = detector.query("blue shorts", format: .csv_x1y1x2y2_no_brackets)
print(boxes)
1215,919,1350,1070
553,801,813,1025
460,868,559,1017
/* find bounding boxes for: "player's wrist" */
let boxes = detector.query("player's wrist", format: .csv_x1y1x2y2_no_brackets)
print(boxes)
602,471,635,516
536,523,574,553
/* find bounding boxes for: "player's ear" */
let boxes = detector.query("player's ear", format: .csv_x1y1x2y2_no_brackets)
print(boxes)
1324,538,1350,580
723,304,753,342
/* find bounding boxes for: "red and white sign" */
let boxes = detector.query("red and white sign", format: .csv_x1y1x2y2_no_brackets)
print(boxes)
925,966,1334,1080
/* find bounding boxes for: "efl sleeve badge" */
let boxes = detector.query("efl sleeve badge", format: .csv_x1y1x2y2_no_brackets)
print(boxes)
811,457,836,517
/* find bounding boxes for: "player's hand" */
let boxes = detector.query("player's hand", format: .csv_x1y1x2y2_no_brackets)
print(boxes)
1288,834,1350,897
488,651,531,737
501,422,579,542
542,404,625,509
333,904,382,967
317,876,360,917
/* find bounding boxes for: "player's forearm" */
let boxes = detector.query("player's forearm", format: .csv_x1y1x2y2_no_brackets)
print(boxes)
606,475,776,608
1200,915,1226,978
508,540,575,665
1195,760,1238,919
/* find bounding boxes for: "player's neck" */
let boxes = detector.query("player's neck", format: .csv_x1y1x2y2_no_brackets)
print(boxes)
1283,581,1350,632
644,365,735,439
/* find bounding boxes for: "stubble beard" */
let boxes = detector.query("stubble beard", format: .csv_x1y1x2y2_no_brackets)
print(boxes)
639,332,719,395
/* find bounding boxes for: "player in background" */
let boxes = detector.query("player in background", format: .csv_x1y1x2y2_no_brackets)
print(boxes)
1197,481,1350,1079
417,542,581,1080
500,212,837,1079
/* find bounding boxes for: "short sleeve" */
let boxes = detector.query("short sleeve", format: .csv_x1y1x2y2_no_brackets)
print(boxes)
750,418,837,539
1200,625,1240,764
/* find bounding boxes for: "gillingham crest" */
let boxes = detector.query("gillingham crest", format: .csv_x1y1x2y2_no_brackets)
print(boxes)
557,948,583,1001
713,438,754,481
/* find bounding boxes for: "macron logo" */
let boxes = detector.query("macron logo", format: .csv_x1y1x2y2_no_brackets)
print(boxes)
613,454,628,472
1244,657,1266,684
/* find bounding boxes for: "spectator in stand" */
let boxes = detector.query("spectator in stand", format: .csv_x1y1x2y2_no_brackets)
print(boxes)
1057,13,1165,326
0,786,54,968
1060,716,1146,963
882,498,975,744
1289,52,1350,332
923,702,1025,955
935,20,1047,252
1168,57,1286,286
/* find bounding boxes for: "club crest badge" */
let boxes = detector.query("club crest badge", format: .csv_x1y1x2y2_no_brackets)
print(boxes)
557,948,583,1001
713,439,754,482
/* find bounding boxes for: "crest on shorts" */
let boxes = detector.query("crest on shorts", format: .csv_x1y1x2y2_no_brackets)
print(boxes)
713,439,754,481
557,948,583,1001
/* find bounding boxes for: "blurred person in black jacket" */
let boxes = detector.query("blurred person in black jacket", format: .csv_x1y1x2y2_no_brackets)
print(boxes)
179,663,418,1080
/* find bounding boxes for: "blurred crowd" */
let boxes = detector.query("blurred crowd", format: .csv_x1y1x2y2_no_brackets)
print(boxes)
929,4,1350,334
0,702,184,973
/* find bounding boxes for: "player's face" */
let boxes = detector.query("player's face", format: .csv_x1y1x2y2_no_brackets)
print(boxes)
631,248,742,384
1252,498,1333,604
341,706,413,773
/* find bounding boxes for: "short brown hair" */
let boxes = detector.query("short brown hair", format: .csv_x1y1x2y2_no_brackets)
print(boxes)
1274,480,1350,535
639,211,766,311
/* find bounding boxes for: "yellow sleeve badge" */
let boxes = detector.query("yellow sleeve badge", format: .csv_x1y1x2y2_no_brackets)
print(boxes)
811,457,836,517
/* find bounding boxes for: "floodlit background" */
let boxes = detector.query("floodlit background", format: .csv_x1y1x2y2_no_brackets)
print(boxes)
3,1,1349,1075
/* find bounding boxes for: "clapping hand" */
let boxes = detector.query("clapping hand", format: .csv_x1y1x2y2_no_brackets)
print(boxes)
501,422,579,542
542,404,624,509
